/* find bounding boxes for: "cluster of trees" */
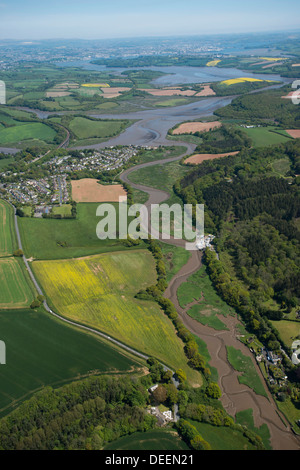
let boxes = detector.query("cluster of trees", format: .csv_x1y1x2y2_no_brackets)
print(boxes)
176,420,211,450
215,86,300,128
0,375,156,450
30,295,45,309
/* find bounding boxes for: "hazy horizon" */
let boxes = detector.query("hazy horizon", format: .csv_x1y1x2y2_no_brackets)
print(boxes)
0,0,299,40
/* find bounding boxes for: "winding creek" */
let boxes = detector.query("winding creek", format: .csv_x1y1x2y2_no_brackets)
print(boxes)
120,143,300,451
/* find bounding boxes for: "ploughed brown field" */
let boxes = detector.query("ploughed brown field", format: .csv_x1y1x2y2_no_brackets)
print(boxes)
101,87,130,98
184,151,239,165
46,91,72,97
172,121,222,135
286,129,300,138
71,179,127,202
194,85,216,96
140,85,215,97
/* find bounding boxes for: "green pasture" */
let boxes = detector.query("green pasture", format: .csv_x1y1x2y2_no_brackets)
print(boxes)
239,126,292,148
68,116,132,145
177,266,234,330
188,420,256,450
235,409,271,449
0,308,141,417
0,122,57,146
104,429,190,450
226,346,268,398
0,258,35,309
18,202,147,260
0,199,17,257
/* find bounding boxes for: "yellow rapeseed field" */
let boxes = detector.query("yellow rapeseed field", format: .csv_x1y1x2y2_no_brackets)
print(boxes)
259,57,286,61
206,60,221,66
220,77,273,86
32,250,203,385
82,83,110,88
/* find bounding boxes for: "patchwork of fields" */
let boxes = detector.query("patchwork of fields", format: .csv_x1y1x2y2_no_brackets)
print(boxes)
32,250,202,384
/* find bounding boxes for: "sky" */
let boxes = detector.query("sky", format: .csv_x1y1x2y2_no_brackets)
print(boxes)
0,0,299,40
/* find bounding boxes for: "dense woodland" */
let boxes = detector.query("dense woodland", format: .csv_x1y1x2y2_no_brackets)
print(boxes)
175,140,300,357
215,86,300,127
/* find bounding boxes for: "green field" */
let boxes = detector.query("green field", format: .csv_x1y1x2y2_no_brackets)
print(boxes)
159,242,191,283
0,258,35,309
0,308,141,417
239,126,292,148
270,320,300,348
156,98,191,107
226,346,268,398
68,116,132,145
51,204,72,217
32,250,203,385
0,122,57,146
0,200,17,257
128,160,190,206
104,429,190,450
235,409,271,449
177,266,234,330
188,420,257,450
18,202,146,260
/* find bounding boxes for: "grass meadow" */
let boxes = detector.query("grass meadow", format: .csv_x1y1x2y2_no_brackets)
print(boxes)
68,116,132,146
0,308,141,417
177,266,234,330
0,199,17,257
226,346,268,398
18,202,147,260
0,258,35,309
239,126,292,148
104,429,190,450
188,420,257,450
